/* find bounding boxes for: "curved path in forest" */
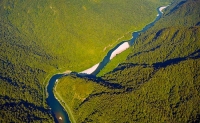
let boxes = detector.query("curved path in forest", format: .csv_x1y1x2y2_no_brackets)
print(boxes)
46,5,169,123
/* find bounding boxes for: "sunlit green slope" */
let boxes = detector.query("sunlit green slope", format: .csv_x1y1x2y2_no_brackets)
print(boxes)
57,0,200,122
0,0,172,122
3,0,171,72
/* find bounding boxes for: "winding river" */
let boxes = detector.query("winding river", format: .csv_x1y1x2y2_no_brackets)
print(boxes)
46,6,168,123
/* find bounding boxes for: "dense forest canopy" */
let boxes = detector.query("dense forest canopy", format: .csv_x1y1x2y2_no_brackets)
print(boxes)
0,0,174,122
56,0,200,122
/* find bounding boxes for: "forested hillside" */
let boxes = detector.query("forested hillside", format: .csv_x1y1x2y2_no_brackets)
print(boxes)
57,0,200,122
0,0,172,122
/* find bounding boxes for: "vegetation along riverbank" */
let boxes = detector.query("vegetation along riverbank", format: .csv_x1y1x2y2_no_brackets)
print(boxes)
56,0,200,122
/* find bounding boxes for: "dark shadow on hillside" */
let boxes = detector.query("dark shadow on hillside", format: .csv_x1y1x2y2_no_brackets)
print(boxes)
152,50,200,68
77,86,134,109
153,29,166,40
196,22,200,26
168,0,187,14
0,76,19,87
189,49,200,57
153,57,186,68
129,45,161,58
0,95,52,122
108,63,150,75
70,72,124,89
109,49,200,73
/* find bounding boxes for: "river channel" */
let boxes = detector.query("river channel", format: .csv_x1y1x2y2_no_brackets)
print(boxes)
46,6,168,123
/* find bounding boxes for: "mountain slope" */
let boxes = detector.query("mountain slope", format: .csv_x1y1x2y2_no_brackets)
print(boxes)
0,0,172,122
56,0,200,122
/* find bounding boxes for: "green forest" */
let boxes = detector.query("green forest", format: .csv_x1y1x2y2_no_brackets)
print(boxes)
56,0,200,122
0,0,175,122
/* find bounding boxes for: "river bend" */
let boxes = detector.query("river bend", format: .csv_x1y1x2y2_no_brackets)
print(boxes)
46,6,168,123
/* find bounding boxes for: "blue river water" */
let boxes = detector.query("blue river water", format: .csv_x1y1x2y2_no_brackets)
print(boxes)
46,6,167,123
46,74,70,123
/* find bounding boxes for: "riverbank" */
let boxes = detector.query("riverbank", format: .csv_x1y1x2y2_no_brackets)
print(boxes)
54,80,76,123
159,5,169,13
43,67,68,108
79,63,100,74
110,42,130,60
77,5,169,76
44,68,67,99
45,70,72,123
